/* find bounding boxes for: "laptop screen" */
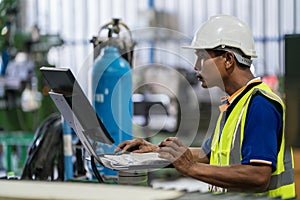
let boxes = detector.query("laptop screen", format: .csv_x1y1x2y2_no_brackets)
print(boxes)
40,67,114,148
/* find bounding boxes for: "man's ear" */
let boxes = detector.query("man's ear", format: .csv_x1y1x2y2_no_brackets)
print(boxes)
224,52,234,69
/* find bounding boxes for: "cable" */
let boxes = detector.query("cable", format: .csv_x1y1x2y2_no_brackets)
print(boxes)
91,155,104,183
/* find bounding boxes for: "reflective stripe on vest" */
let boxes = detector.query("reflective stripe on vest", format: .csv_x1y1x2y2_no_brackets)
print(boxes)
209,83,295,199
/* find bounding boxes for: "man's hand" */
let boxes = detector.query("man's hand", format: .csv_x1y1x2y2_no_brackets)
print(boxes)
115,138,158,153
158,137,196,175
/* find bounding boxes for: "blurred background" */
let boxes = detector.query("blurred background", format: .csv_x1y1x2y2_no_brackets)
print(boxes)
0,0,299,195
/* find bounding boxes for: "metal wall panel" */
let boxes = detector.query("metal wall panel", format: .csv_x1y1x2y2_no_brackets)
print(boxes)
24,0,300,76
296,0,300,33
220,0,234,16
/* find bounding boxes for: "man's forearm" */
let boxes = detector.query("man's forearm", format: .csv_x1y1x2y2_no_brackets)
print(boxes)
185,162,272,192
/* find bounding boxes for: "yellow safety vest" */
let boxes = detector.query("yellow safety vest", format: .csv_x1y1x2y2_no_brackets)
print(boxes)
210,82,295,199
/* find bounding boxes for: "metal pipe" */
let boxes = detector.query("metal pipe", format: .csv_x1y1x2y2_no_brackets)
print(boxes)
58,0,63,67
232,0,237,16
148,0,154,9
278,0,282,75
83,0,88,60
35,0,39,25
262,0,267,75
294,0,297,34
148,0,155,64
249,0,253,30
46,0,50,33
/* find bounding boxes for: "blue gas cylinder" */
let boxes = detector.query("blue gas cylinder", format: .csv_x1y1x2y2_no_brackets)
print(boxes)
91,46,133,177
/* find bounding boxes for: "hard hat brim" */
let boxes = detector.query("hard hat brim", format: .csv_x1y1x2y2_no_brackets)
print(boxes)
181,45,203,49
181,45,258,58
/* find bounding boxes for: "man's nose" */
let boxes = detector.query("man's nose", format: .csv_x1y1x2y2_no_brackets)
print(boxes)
194,62,201,71
194,58,202,71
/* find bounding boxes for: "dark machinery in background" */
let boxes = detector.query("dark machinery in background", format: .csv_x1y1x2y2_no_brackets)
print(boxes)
0,0,63,131
21,113,64,181
0,0,63,176
284,34,300,148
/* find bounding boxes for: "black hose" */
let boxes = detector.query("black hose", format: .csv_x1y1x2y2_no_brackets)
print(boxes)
91,155,104,183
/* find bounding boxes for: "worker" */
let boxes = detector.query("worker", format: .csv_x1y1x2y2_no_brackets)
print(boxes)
116,14,295,199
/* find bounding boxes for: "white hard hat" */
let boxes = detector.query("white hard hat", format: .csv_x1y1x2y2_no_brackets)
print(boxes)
183,14,257,58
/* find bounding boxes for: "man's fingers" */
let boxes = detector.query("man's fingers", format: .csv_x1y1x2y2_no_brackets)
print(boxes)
115,141,129,152
121,143,135,152
165,137,186,147
158,139,181,150
164,137,177,141
132,149,149,153
115,140,136,152
158,146,180,159
158,151,175,161
120,139,143,152
160,137,186,148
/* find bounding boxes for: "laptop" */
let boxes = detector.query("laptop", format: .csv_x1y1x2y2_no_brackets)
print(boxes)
40,66,170,171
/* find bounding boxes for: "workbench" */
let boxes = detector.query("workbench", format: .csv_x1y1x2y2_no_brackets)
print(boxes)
0,180,275,200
